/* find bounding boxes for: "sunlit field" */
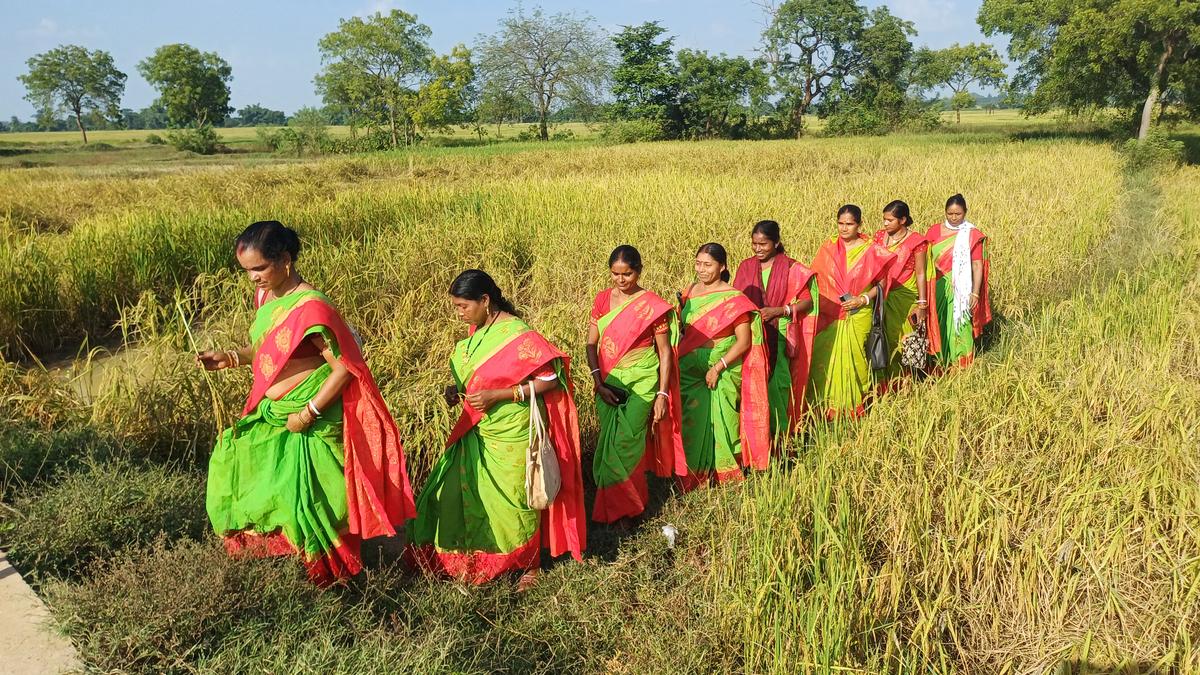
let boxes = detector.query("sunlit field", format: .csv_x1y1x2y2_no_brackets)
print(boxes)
0,127,1196,672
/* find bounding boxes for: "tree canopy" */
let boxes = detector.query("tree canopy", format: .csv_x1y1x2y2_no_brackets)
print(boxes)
137,44,233,128
476,7,612,141
979,0,1200,138
19,45,126,143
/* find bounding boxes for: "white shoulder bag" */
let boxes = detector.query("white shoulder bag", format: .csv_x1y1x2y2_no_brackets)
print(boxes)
524,382,561,511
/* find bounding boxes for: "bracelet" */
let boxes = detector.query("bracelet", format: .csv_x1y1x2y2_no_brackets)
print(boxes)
860,294,870,306
655,391,669,399
512,385,520,402
307,400,321,418
916,299,928,306
519,383,526,401
785,305,793,319
970,292,980,298
226,349,239,368
590,367,601,376
719,357,728,370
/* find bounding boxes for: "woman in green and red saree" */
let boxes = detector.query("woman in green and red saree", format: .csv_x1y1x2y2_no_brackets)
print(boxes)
732,221,816,439
872,200,929,389
924,193,992,368
586,246,684,528
807,205,897,419
200,221,416,586
407,270,585,589
677,243,770,491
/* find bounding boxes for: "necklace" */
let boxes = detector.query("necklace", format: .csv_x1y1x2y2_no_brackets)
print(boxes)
885,228,910,248
463,311,499,361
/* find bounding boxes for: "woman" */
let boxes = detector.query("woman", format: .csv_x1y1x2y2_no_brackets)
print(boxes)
807,205,896,418
872,201,929,387
587,246,685,527
677,243,770,491
733,221,816,438
924,194,992,368
407,270,585,588
200,220,416,586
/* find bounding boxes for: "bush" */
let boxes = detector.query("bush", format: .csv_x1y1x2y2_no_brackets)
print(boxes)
4,460,207,579
80,142,116,152
1123,131,1184,170
166,125,220,155
550,129,576,141
824,106,889,136
599,119,668,144
144,133,165,145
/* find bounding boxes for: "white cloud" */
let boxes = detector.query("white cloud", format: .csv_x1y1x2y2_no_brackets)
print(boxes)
19,17,103,41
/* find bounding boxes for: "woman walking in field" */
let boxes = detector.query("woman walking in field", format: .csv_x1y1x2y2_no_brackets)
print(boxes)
807,205,896,418
586,246,685,527
199,220,416,586
923,194,992,368
407,270,585,589
872,201,929,388
732,221,816,438
676,243,770,490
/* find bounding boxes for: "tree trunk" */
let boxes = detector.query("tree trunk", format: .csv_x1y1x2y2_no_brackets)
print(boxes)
388,107,399,148
956,107,961,124
73,107,87,144
1139,41,1174,141
539,109,549,141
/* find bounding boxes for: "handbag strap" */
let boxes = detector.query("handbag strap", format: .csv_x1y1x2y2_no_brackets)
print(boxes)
873,283,885,326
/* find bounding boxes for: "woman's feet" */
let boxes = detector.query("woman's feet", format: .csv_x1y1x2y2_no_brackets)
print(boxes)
516,568,539,593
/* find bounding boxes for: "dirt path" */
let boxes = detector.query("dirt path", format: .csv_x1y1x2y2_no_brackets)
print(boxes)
0,551,80,674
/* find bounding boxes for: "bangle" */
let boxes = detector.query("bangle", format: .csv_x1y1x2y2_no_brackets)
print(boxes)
719,357,728,370
226,349,239,367
970,292,980,298
519,383,526,401
655,391,669,399
512,385,519,402
307,400,321,418
785,305,793,319
590,367,600,376
860,294,870,306
916,299,928,306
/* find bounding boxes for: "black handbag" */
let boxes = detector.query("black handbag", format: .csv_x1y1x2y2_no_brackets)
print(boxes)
865,284,890,370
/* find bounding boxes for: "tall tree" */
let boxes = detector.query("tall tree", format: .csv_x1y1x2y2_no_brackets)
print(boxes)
916,43,1006,123
138,44,233,128
476,6,612,141
19,45,126,143
610,21,680,133
761,0,867,136
825,6,922,131
315,10,435,147
979,0,1199,139
676,50,770,139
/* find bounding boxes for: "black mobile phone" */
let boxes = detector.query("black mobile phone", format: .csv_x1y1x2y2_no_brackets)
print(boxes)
607,385,630,406
840,293,861,314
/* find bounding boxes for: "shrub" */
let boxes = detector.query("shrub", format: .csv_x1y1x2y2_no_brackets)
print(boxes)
166,125,219,155
1123,131,1184,171
144,134,165,145
824,105,889,136
4,460,207,579
599,119,668,144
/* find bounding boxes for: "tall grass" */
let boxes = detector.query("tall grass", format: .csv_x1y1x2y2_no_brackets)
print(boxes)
1,136,1195,672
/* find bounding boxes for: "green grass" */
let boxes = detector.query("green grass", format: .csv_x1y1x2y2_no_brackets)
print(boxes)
0,130,1197,672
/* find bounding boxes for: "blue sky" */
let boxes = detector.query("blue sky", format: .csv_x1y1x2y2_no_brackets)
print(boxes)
1,0,1000,119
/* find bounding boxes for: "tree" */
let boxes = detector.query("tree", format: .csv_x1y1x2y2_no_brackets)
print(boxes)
979,0,1199,139
18,45,126,143
477,6,612,141
611,21,680,134
915,43,1006,123
235,104,286,127
676,50,770,139
138,44,233,127
316,10,471,147
761,0,867,136
474,83,532,137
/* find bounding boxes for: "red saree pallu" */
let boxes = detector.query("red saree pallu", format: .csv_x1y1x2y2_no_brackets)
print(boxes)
924,223,992,366
734,253,795,373
226,292,417,585
408,325,587,582
873,229,930,391
808,236,896,419
590,289,685,523
782,262,818,432
677,291,771,475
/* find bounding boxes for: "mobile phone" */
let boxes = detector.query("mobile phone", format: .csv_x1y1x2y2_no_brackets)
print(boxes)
840,292,861,314
607,385,630,406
